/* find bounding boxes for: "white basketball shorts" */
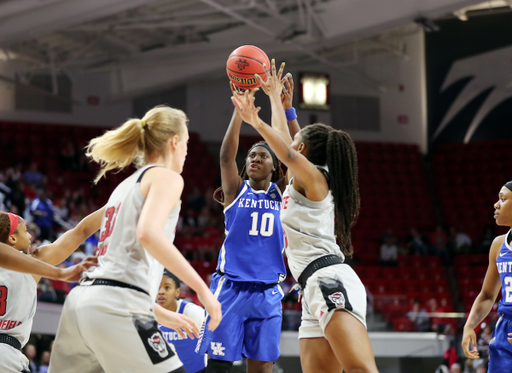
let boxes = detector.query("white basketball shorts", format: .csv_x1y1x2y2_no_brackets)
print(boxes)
0,343,30,373
49,285,183,373
299,263,367,339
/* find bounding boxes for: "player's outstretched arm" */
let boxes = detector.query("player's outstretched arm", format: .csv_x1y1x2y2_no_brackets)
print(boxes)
255,59,293,145
154,303,200,340
462,235,503,358
32,207,105,266
137,167,222,331
0,242,96,281
231,89,328,200
219,90,244,206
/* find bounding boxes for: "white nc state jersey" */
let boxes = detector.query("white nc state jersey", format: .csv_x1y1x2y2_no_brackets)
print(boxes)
280,177,345,280
0,268,37,347
86,165,180,301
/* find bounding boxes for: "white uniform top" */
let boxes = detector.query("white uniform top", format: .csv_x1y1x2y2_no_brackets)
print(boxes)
280,175,345,281
0,268,37,347
86,165,180,301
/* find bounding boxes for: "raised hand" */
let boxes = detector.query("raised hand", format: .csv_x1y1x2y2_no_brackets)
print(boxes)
281,73,294,110
230,84,261,128
255,59,286,98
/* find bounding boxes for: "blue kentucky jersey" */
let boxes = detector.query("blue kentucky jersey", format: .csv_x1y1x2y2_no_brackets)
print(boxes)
159,300,206,373
497,231,512,318
217,180,286,284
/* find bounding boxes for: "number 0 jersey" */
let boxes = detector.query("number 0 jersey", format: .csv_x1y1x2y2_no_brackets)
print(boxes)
497,230,512,318
0,270,36,347
216,180,286,284
86,165,180,301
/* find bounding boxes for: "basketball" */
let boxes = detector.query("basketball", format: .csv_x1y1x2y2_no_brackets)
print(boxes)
226,45,271,90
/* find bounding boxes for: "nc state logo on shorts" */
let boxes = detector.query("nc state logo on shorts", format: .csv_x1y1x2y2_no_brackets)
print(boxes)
328,292,346,308
148,332,169,358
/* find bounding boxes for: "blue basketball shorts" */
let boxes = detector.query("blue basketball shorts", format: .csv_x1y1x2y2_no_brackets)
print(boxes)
489,314,512,372
198,273,284,362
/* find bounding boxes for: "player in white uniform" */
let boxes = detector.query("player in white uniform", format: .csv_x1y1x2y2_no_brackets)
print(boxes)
49,105,222,373
232,61,379,373
0,210,102,373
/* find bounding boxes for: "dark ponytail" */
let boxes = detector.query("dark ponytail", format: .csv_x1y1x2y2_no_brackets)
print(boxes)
301,124,360,257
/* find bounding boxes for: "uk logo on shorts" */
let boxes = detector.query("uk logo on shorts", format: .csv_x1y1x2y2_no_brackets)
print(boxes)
148,332,169,358
328,292,346,308
211,342,226,356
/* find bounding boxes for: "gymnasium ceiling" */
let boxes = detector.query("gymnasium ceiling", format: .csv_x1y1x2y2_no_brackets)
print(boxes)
0,0,508,98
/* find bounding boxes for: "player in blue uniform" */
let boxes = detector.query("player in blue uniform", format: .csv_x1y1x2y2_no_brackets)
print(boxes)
462,181,512,371
158,270,207,373
202,81,298,373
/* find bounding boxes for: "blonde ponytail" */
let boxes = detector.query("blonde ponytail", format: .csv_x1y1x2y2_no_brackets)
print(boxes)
87,105,188,183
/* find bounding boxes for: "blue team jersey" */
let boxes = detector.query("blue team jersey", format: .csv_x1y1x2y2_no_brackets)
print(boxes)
159,300,206,373
496,231,512,318
217,180,286,284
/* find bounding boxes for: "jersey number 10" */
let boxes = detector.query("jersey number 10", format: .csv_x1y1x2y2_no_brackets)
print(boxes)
249,212,274,237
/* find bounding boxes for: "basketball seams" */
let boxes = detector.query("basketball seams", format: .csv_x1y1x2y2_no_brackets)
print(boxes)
227,45,270,89
226,67,266,76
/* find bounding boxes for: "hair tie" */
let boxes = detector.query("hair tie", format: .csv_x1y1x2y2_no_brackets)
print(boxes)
6,213,19,236
141,120,146,128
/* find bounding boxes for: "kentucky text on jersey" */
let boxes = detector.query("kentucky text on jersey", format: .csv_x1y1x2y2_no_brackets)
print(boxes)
161,330,188,341
237,198,281,211
217,181,286,284
497,262,512,273
496,232,512,318
0,320,22,330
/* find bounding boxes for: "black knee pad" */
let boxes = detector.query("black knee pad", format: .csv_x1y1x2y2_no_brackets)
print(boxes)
206,359,233,373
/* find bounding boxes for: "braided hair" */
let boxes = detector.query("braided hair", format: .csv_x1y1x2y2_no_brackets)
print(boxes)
300,123,360,257
214,141,283,205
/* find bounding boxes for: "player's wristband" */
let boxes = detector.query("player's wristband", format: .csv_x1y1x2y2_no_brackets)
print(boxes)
285,107,297,122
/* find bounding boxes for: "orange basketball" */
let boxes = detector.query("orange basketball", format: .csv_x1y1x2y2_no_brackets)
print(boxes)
226,45,270,90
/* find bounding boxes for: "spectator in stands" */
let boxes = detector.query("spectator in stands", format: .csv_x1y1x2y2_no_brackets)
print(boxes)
47,175,66,200
30,188,55,241
196,206,212,228
430,225,451,265
408,299,430,331
454,225,472,254
479,225,495,254
23,343,38,372
477,325,492,361
53,199,69,221
51,263,72,304
197,230,216,262
407,228,429,255
60,142,77,170
23,162,43,186
475,365,486,373
380,228,395,244
187,186,206,212
464,359,475,373
85,231,99,256
181,208,198,233
38,350,50,373
380,235,398,266
450,362,462,373
6,182,26,217
282,299,301,331
37,278,57,303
